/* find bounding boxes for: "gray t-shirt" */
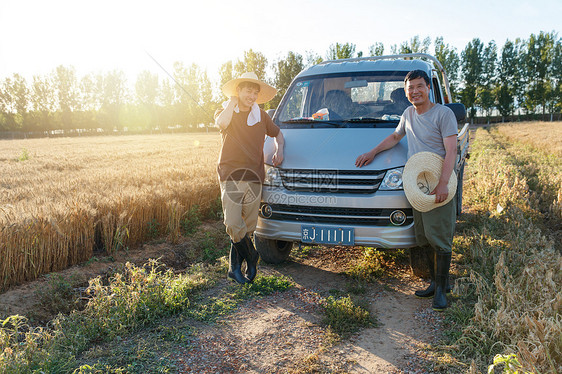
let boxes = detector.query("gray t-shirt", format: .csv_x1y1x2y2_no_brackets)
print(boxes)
395,104,458,159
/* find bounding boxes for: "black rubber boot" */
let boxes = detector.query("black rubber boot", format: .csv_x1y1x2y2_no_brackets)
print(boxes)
241,235,259,282
415,248,452,298
415,247,436,298
227,241,249,284
432,252,452,312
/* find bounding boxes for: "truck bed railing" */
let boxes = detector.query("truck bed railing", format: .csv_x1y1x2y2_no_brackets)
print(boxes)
457,123,470,169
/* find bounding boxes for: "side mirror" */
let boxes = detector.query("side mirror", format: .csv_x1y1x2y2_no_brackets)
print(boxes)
445,103,466,123
266,109,276,119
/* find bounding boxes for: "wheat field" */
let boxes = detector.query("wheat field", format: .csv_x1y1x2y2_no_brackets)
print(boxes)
0,133,221,290
456,121,561,373
496,121,562,221
496,120,562,157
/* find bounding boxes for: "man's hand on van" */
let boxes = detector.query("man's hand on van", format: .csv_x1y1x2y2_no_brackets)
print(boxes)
272,150,284,166
356,133,404,167
355,150,375,167
272,131,285,166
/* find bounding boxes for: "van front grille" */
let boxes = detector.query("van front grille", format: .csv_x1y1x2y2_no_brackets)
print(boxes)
280,169,386,194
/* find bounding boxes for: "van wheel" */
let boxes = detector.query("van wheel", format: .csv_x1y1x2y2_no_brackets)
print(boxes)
254,235,293,264
409,247,431,278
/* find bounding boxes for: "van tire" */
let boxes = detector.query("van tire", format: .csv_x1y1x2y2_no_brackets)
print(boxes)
254,235,293,264
409,247,431,278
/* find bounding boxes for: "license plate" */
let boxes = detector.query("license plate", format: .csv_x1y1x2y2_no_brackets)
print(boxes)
301,225,355,245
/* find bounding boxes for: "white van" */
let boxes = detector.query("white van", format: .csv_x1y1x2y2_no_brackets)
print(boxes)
256,54,469,273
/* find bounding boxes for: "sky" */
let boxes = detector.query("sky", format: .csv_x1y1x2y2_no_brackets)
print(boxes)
0,0,560,86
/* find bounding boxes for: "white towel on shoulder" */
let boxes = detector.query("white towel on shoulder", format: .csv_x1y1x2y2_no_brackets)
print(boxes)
222,100,261,126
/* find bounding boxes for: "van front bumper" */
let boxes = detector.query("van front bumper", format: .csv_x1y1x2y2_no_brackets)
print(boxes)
255,189,417,248
256,217,416,248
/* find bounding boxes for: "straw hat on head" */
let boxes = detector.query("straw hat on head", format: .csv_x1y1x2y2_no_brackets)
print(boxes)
222,72,277,104
403,152,457,213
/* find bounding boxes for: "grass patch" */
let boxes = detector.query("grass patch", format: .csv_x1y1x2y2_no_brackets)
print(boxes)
37,274,82,315
0,259,214,373
290,244,313,261
232,274,294,298
0,257,296,373
345,247,406,282
187,274,294,322
183,228,230,264
322,295,375,337
76,332,180,373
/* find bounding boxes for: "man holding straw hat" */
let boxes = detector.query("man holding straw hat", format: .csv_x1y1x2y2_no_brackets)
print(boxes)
355,70,458,311
215,72,285,284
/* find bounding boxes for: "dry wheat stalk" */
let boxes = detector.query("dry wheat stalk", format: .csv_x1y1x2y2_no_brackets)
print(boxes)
0,133,221,290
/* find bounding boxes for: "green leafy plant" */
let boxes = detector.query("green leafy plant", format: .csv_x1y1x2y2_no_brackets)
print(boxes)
181,205,201,235
18,148,30,161
290,245,312,260
146,218,160,239
488,354,532,374
199,232,222,262
36,274,80,315
206,197,223,220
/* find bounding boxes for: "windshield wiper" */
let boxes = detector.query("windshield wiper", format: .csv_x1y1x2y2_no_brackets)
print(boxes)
282,119,343,128
345,117,398,122
342,117,400,128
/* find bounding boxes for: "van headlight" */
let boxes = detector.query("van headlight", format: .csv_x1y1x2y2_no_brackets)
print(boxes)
379,167,403,190
264,164,283,187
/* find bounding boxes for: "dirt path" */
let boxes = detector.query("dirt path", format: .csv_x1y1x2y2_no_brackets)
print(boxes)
0,232,445,373
169,246,445,373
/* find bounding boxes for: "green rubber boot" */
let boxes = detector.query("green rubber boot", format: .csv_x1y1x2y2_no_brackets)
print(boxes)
415,248,452,298
227,241,249,284
432,252,451,312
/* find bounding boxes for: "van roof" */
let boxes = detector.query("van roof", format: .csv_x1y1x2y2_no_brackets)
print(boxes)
297,58,433,78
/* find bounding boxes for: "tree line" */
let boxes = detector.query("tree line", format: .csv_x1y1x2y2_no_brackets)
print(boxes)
0,31,560,134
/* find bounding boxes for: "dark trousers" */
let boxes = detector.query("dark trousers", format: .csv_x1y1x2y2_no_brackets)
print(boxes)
413,195,456,254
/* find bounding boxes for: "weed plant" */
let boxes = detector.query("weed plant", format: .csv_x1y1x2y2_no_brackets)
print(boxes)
181,205,201,236
0,260,212,372
146,218,160,239
34,274,83,317
0,258,295,373
18,148,30,161
322,295,374,337
346,247,405,282
446,127,561,373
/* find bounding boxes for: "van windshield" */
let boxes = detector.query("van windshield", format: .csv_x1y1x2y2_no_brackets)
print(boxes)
276,72,410,128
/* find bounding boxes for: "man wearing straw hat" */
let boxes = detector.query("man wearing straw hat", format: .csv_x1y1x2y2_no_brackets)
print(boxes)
215,72,284,284
355,70,458,311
